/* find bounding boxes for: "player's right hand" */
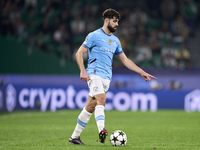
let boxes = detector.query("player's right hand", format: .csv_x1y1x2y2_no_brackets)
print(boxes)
80,71,91,82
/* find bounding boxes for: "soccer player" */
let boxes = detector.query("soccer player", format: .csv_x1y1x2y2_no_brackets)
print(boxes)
69,8,156,145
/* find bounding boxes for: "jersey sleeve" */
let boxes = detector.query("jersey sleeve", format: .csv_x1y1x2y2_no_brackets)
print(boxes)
114,39,123,55
82,32,95,49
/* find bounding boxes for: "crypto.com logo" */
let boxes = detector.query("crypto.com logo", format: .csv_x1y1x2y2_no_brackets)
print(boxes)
185,89,200,112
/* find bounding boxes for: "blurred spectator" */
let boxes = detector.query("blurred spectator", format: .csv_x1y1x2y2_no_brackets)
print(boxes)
60,10,72,32
135,17,147,35
136,42,152,67
158,20,173,47
171,14,189,42
27,33,36,55
36,31,50,53
180,0,198,36
120,17,136,37
82,3,99,18
160,0,177,20
56,43,72,63
126,36,137,53
25,0,37,7
169,80,182,90
148,29,162,67
41,1,52,17
51,17,61,32
39,17,51,34
62,43,72,61
9,7,21,21
53,23,66,45
150,80,163,90
85,17,98,33
23,5,40,34
14,18,27,39
128,50,138,65
70,0,82,17
148,30,161,55
129,6,148,26
71,15,86,35
0,0,199,70
137,33,147,44
63,31,72,45
161,43,177,69
175,43,191,69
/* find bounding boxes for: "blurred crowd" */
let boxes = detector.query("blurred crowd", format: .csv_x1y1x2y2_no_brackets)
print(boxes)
0,0,199,69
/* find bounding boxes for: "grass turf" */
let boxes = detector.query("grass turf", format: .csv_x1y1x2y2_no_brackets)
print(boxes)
0,110,200,150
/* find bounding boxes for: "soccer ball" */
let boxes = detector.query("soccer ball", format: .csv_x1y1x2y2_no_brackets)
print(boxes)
110,130,127,146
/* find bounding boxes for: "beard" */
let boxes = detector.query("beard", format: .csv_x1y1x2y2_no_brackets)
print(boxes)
107,22,116,33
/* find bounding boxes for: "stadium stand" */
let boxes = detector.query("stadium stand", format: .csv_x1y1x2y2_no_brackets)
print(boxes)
0,0,200,74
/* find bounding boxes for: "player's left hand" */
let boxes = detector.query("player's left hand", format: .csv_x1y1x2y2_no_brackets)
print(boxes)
141,72,156,81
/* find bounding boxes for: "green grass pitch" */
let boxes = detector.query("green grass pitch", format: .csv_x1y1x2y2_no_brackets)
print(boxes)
0,110,200,150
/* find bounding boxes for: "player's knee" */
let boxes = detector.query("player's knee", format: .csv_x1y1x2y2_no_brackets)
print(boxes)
85,105,95,113
96,94,106,106
98,99,106,106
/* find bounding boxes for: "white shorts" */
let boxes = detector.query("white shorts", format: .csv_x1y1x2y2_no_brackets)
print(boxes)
87,75,110,97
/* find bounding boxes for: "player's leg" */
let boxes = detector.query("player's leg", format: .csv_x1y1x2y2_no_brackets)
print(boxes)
85,95,97,113
93,93,108,143
86,75,109,143
69,75,109,144
94,93,106,132
70,93,107,144
69,96,94,145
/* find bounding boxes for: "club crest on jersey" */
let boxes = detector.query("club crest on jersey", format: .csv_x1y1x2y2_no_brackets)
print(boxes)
113,41,116,46
108,39,112,45
93,87,98,92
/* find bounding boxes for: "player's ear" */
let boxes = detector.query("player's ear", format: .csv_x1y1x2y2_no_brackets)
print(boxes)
104,18,109,25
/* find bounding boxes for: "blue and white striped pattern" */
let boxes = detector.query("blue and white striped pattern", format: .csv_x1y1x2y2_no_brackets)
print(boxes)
95,115,105,122
77,118,87,127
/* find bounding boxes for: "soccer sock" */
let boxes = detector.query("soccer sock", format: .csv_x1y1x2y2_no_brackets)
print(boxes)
71,107,92,139
95,105,105,133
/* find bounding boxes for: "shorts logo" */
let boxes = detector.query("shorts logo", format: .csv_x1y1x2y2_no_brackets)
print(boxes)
93,87,98,92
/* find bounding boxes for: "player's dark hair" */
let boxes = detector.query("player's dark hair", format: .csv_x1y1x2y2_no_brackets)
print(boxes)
102,8,121,20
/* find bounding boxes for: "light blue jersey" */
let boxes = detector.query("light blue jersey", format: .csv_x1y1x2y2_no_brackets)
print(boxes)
82,28,123,80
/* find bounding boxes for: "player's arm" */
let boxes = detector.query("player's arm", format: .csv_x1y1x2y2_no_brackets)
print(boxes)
116,52,156,81
76,46,90,82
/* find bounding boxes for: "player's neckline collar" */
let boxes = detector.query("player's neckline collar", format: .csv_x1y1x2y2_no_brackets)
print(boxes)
101,28,112,36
